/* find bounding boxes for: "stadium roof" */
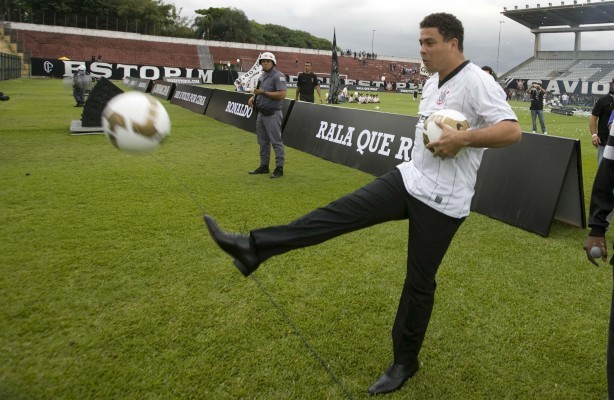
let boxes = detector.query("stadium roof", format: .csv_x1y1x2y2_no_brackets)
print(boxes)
502,1,614,29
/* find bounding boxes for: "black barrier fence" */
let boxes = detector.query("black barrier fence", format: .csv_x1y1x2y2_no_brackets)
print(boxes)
169,84,213,115
108,78,586,236
150,81,176,101
283,102,415,176
0,52,21,80
204,90,294,134
472,133,585,236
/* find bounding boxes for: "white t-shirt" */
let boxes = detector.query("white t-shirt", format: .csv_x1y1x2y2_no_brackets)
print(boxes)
397,61,517,218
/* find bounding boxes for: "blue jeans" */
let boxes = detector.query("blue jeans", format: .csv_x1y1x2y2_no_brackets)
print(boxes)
530,110,546,133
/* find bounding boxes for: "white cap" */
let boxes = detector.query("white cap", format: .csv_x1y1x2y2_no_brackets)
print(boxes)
77,65,86,71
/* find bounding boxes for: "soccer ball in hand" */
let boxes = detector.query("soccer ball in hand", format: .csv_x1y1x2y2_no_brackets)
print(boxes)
102,91,171,153
423,109,469,152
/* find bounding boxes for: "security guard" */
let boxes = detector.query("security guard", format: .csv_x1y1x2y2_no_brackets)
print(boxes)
247,52,287,178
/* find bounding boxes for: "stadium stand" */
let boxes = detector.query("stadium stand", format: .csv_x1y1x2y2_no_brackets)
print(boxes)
11,29,202,68
504,57,614,82
2,21,421,83
504,58,575,80
500,2,614,83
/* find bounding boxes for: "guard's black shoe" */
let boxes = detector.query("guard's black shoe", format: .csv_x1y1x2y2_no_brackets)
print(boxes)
270,166,283,179
368,360,419,395
249,165,269,175
203,215,260,276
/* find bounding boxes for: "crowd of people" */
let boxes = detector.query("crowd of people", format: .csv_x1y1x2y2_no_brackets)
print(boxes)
344,91,380,104
342,49,378,60
507,88,607,107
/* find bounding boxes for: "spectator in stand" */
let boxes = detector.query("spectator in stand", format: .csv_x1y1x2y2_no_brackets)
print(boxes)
295,61,323,103
526,82,547,134
590,88,614,164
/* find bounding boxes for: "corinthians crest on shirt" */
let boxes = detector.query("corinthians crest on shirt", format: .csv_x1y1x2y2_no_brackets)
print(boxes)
436,89,450,106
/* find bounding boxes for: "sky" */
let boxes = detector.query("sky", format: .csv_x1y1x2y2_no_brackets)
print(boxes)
169,0,613,75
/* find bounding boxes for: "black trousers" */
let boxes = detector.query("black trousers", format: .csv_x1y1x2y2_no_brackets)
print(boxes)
298,93,315,103
609,267,614,399
251,169,464,363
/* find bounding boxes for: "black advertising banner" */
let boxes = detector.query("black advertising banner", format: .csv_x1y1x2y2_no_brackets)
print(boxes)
282,101,417,176
31,58,217,82
169,84,213,114
31,59,64,77
472,133,585,236
205,90,293,134
135,78,153,92
205,90,256,133
163,77,202,84
123,77,139,89
150,81,176,100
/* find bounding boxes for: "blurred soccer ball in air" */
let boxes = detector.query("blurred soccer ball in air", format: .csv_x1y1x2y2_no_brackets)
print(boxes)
102,91,170,153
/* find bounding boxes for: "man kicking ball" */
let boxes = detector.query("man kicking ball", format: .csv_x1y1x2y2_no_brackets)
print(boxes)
205,12,521,395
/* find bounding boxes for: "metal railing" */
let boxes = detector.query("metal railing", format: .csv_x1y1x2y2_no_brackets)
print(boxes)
0,52,21,80
1,8,176,37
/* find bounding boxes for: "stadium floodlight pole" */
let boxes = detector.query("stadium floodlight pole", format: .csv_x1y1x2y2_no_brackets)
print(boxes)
496,20,505,75
372,30,376,55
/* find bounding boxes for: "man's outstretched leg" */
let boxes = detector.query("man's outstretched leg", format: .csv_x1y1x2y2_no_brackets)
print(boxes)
204,170,408,277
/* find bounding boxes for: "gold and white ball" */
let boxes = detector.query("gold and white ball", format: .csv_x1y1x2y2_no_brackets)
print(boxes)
423,109,469,152
102,91,171,153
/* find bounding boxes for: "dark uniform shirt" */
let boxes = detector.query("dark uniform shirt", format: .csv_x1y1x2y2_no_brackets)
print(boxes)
592,94,614,145
296,72,320,102
528,88,544,111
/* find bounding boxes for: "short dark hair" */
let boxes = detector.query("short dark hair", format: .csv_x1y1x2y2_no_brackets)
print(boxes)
419,13,464,52
304,61,312,66
481,66,497,79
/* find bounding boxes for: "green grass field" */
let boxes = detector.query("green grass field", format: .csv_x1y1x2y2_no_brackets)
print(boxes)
0,78,610,399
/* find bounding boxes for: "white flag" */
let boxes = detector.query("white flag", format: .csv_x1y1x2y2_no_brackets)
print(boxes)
234,55,262,92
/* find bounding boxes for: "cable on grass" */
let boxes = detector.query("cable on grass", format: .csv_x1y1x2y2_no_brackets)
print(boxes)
150,154,354,399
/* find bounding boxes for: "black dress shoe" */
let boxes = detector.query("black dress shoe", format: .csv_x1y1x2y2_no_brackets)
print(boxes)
270,166,283,179
249,165,269,175
368,360,419,395
203,215,261,276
